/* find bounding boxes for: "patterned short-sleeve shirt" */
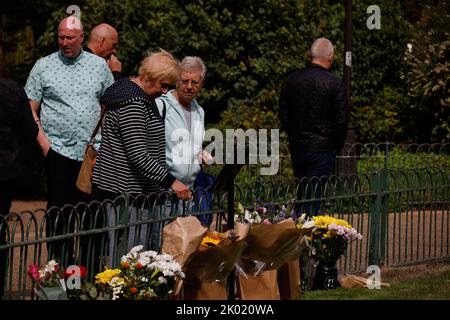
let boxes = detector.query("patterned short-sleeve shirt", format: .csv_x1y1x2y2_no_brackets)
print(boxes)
25,50,114,161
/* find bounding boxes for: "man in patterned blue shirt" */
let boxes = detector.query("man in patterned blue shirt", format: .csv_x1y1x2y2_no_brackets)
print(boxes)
25,16,114,263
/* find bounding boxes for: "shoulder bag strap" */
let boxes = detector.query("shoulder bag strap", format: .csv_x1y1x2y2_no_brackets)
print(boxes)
88,106,107,144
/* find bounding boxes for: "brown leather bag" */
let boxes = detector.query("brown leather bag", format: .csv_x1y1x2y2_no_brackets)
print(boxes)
76,109,105,194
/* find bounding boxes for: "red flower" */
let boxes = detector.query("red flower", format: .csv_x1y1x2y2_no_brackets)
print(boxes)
64,265,88,278
130,287,137,295
120,261,129,269
135,262,143,269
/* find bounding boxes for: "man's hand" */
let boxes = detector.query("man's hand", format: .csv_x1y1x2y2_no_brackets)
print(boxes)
30,100,51,157
107,54,122,73
171,179,192,200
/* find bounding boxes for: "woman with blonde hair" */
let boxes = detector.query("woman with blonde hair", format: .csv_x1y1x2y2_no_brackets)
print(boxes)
90,50,191,265
93,49,191,199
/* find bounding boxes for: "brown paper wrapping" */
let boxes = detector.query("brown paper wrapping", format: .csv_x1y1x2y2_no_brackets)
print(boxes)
236,218,310,300
183,282,228,300
337,274,391,288
162,216,207,266
162,216,208,295
238,270,280,300
162,218,250,300
277,259,301,300
182,223,250,300
237,218,308,275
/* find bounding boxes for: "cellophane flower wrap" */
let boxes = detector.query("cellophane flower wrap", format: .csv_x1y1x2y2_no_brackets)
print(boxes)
27,260,67,300
234,202,311,276
301,215,363,263
95,245,184,300
183,223,249,285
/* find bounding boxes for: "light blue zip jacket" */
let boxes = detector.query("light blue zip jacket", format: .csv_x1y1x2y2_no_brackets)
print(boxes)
155,90,205,187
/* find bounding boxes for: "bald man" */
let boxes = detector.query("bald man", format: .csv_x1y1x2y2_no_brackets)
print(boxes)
279,37,349,216
85,23,122,80
24,16,114,264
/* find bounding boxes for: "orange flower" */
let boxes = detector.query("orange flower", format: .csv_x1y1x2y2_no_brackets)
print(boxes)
130,287,137,295
120,261,129,269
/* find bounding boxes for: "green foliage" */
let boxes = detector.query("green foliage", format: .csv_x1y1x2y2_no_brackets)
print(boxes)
401,1,450,142
351,0,410,105
352,86,407,143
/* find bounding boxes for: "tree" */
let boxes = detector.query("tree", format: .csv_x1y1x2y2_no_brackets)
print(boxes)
401,1,450,142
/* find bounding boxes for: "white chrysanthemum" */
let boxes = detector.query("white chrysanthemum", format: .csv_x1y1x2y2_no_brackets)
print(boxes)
130,245,143,253
138,256,151,267
158,276,167,284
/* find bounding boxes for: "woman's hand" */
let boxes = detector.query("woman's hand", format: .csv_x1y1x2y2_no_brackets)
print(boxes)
198,150,214,165
171,179,192,200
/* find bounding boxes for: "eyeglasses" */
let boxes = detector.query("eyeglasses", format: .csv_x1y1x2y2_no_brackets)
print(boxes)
179,79,201,88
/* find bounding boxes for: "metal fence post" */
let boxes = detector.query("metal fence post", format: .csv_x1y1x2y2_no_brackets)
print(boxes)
368,171,382,266
227,173,235,300
114,193,130,266
378,144,390,266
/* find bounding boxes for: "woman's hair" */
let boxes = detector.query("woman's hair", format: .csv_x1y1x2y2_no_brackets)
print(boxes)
179,56,207,80
138,49,179,83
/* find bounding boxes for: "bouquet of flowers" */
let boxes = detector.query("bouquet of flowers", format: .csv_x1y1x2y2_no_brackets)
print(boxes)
27,261,95,300
301,215,363,263
27,260,67,300
95,245,184,300
234,201,311,300
162,216,249,300
234,198,308,225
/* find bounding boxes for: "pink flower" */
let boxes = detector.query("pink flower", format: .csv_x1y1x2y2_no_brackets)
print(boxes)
27,264,41,281
262,219,272,224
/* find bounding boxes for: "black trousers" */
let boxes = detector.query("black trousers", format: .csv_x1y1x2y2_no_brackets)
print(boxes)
290,147,336,216
0,179,13,298
45,148,93,267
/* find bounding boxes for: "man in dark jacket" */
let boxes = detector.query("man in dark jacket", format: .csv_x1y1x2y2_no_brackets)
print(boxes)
0,66,39,299
279,38,349,215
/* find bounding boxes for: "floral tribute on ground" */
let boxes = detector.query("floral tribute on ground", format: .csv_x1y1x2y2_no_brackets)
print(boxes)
95,245,184,300
27,260,94,300
298,215,363,290
300,215,363,263
233,201,311,300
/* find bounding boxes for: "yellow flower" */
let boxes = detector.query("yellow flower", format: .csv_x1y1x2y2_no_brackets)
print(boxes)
313,215,353,229
201,231,224,247
201,236,222,247
95,268,121,284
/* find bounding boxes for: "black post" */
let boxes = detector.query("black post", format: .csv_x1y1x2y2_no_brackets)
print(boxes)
227,176,235,300
343,0,352,105
339,0,358,176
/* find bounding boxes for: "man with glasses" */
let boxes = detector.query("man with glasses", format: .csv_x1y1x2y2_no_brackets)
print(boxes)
85,23,123,80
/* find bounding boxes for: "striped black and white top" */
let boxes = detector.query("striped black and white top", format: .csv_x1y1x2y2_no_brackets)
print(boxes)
92,78,175,194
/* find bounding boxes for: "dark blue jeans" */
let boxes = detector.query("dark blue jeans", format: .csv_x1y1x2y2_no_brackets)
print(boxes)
290,149,336,216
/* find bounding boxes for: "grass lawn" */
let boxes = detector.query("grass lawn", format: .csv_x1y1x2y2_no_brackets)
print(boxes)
300,261,450,300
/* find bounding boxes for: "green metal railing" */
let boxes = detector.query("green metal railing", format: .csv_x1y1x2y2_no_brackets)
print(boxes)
1,143,449,299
